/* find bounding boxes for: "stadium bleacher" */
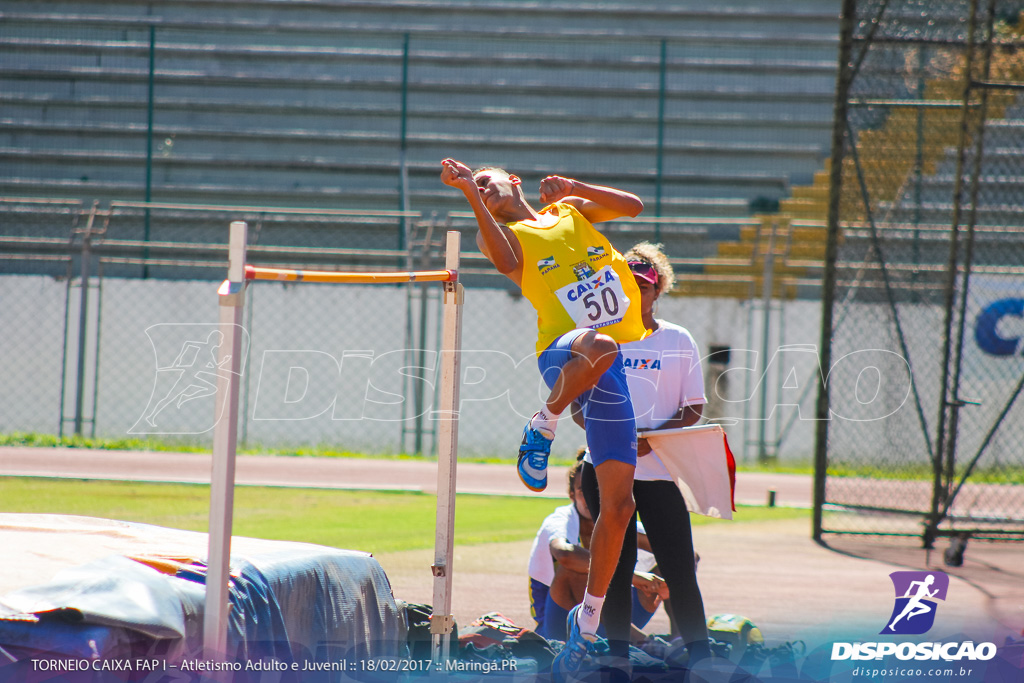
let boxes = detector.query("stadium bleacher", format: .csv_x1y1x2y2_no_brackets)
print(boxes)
1,0,1021,297
0,2,839,217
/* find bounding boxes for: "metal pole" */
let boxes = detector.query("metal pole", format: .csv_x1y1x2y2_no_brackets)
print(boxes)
203,221,248,660
414,282,429,455
58,203,84,437
398,33,413,451
413,218,437,456
240,284,254,447
813,0,857,542
91,265,104,439
398,33,411,254
654,38,667,242
758,218,777,463
73,203,99,436
143,24,155,279
929,0,982,549
932,0,997,546
912,45,925,267
431,231,463,665
58,263,73,439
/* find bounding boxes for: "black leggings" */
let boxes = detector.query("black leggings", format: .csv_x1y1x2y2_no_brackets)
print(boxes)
582,463,710,659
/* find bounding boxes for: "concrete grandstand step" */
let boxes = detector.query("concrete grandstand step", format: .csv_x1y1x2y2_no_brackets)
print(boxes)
779,197,828,218
676,277,758,299
704,256,808,274
0,1,845,43
0,0,856,236
878,202,1024,228
790,184,830,201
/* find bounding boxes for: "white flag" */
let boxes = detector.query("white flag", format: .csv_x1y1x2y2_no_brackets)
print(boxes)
640,424,736,520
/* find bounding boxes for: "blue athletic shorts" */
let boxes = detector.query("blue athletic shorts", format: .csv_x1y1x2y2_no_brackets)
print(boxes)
529,578,549,632
631,587,656,629
537,329,637,466
541,591,570,639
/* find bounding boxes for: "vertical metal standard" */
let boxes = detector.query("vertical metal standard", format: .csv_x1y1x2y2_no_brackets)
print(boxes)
430,231,463,665
203,221,248,659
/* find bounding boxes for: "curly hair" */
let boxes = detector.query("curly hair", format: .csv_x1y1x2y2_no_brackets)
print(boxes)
566,447,587,496
624,241,675,294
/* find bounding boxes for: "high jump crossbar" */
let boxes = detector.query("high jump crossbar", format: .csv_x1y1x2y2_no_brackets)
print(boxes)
244,264,455,284
203,222,464,665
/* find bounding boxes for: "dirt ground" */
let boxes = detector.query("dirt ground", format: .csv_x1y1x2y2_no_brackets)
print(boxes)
376,517,1023,653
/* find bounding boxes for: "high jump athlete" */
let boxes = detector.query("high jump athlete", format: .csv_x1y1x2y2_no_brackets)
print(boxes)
577,242,712,665
440,158,646,678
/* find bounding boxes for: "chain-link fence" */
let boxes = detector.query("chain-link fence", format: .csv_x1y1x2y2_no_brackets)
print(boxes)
1,201,425,451
815,0,1024,546
1,198,830,463
0,1,853,461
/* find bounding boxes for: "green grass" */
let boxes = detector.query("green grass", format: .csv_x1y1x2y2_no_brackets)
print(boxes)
0,431,210,453
0,431,389,460
0,478,807,553
0,431,515,463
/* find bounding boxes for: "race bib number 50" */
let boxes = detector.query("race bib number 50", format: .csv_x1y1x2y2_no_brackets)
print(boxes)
555,265,631,329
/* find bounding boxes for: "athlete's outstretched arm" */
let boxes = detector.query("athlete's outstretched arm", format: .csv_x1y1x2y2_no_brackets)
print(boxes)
440,158,520,274
539,176,644,224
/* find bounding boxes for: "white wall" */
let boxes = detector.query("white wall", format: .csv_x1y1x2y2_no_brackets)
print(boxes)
2,275,836,463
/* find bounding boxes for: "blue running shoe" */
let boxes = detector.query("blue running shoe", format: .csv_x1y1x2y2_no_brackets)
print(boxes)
551,604,595,683
517,417,552,492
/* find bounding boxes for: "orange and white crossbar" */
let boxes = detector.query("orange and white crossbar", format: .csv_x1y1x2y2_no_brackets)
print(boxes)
244,264,456,284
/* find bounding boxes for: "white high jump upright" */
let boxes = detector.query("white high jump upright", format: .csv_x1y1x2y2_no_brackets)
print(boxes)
431,231,463,664
204,220,248,659
202,224,464,663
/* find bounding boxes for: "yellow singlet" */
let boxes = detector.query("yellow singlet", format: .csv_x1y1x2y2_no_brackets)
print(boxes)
508,202,647,354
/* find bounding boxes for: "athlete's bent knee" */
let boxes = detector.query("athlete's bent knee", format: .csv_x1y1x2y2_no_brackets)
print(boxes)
601,492,636,529
574,331,619,373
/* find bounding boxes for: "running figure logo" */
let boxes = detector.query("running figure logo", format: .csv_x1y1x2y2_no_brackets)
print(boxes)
131,324,249,435
881,571,949,635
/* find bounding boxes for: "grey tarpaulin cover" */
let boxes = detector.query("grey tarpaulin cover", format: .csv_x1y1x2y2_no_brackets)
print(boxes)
0,514,407,671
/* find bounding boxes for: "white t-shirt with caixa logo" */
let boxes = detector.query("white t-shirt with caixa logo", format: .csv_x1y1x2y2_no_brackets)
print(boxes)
621,321,707,482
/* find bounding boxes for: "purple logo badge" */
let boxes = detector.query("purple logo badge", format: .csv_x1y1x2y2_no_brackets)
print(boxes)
881,571,949,635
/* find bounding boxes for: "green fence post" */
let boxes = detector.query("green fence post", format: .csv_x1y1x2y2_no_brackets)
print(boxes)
654,39,667,242
398,33,411,254
813,0,858,542
913,45,925,267
143,24,155,279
